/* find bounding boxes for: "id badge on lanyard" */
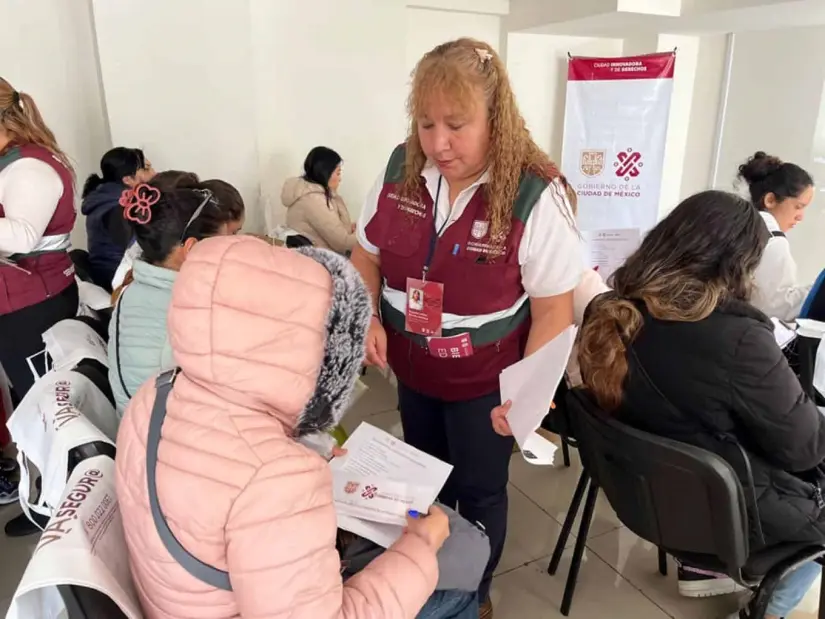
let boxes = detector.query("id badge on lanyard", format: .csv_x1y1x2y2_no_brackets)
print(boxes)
403,177,473,359
405,176,445,337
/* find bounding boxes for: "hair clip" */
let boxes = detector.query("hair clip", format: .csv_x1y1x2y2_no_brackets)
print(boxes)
475,48,493,63
119,183,161,225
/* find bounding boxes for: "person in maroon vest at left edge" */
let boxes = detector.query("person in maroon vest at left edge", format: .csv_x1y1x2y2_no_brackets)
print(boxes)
351,39,583,619
0,78,78,536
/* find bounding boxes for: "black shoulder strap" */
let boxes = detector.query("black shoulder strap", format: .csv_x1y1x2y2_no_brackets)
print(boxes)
771,230,786,238
147,370,233,591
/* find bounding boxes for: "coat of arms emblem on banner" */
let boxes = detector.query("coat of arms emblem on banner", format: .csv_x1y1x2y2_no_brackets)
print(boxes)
580,150,606,177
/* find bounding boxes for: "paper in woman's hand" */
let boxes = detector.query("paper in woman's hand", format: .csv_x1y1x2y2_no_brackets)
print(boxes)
500,326,577,465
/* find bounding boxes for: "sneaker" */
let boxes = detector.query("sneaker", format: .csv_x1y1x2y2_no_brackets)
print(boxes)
678,564,747,598
4,511,47,538
0,457,17,473
0,473,18,505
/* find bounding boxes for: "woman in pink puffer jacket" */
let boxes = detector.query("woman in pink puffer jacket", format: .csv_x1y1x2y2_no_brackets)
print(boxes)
115,235,476,619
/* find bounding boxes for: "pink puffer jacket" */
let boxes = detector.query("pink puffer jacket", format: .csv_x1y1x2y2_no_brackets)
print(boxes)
115,236,438,619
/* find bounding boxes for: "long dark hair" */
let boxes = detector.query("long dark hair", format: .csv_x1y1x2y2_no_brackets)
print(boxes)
129,180,225,266
578,190,769,411
83,147,147,198
201,179,245,223
303,146,342,204
737,151,813,210
151,170,199,192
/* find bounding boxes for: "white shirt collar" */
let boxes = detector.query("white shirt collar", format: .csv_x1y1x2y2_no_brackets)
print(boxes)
759,210,781,234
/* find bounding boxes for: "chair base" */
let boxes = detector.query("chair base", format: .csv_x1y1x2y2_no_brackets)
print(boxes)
547,470,599,616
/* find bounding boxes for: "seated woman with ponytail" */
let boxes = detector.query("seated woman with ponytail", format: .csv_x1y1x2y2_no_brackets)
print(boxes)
108,180,236,416
82,147,155,291
578,190,825,619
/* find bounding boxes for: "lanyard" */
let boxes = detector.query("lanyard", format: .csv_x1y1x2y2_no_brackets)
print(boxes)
423,175,447,280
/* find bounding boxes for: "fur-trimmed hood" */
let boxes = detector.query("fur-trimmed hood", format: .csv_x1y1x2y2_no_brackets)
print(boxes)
115,234,440,619
166,235,370,434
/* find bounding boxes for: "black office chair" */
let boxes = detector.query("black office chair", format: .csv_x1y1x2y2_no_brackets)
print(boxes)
57,443,128,619
540,377,574,468
789,333,825,406
57,585,129,619
69,250,95,285
556,388,825,619
285,233,313,248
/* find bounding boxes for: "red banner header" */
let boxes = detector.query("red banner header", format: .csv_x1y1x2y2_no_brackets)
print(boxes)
568,52,676,82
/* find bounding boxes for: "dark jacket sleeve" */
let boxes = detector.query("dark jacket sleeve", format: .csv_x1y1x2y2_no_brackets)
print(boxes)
729,321,825,472
103,208,133,250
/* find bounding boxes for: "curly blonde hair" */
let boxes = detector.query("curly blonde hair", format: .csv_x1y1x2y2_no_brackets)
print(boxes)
404,38,566,240
0,77,73,176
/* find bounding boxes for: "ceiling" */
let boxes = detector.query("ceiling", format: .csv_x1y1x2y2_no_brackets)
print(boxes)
509,0,825,37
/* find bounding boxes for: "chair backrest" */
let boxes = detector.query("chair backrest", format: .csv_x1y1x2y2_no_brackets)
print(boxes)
541,378,573,437
58,585,130,619
799,267,825,320
59,447,129,619
69,250,94,285
568,388,751,572
285,233,313,248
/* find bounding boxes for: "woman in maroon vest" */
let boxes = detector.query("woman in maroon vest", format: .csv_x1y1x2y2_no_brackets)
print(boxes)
351,39,583,617
0,80,77,403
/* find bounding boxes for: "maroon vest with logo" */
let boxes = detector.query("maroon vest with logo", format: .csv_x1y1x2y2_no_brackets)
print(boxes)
366,145,552,401
0,144,76,315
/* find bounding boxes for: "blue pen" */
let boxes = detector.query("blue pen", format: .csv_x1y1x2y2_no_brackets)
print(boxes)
408,510,422,519
452,244,460,256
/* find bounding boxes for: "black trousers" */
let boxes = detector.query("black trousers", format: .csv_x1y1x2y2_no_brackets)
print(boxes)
0,283,79,403
397,382,514,601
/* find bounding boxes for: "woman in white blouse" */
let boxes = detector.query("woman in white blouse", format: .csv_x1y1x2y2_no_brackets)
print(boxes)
739,151,815,321
0,78,78,536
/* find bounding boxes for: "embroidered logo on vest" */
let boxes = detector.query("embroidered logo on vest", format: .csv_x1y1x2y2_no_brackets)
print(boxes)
470,220,489,239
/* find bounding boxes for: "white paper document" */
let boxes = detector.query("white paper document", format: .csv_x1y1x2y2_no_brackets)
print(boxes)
332,473,431,526
500,326,577,466
582,228,641,282
329,423,452,548
796,318,825,339
771,318,797,349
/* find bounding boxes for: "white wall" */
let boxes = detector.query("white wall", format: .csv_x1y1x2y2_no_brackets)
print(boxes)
255,0,409,232
92,0,262,230
3,0,110,249
680,34,727,198
405,7,502,74
507,33,624,160
716,26,825,282
94,0,489,234
654,34,700,215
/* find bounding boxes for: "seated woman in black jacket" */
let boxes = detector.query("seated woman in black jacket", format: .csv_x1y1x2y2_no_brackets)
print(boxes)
578,190,825,619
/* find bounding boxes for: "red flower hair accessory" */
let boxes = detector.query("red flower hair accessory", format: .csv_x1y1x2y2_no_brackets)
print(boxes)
119,183,161,225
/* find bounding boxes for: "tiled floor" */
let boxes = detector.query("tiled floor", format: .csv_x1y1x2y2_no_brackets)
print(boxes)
0,369,820,618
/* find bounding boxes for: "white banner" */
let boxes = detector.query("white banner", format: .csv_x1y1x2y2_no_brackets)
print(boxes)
8,370,117,522
562,53,676,277
6,455,143,619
